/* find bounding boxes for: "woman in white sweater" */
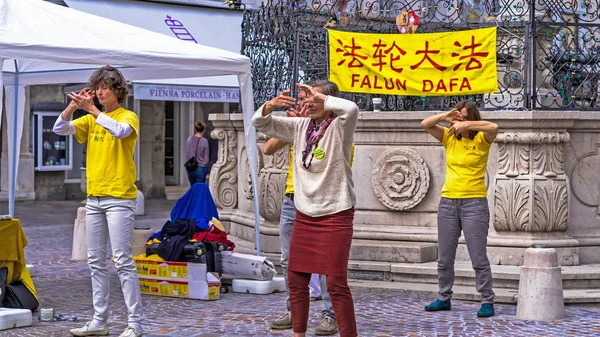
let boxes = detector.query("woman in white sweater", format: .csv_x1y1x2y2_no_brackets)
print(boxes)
253,80,359,337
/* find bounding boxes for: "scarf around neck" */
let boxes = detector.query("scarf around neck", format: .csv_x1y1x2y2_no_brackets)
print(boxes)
301,113,337,169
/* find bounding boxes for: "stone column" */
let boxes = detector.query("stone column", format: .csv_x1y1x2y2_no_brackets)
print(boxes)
491,132,579,265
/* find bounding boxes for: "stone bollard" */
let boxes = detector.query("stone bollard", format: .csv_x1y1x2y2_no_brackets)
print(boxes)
516,246,565,321
132,228,155,256
71,206,88,261
135,190,145,216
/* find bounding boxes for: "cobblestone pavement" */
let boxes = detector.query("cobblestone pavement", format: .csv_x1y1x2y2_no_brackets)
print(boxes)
2,200,600,336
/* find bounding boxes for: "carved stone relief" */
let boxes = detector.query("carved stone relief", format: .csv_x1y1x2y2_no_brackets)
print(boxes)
496,133,531,177
241,145,264,201
533,179,569,232
493,132,570,232
494,179,530,231
257,131,289,170
496,132,569,178
208,129,238,209
532,133,568,177
371,148,430,211
259,169,287,221
259,145,290,221
571,147,600,214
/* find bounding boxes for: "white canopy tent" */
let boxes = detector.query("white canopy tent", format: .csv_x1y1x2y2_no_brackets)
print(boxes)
0,0,261,254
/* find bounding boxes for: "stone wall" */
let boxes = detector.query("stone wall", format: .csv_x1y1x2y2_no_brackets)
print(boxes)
138,100,166,199
4,85,64,201
208,111,600,266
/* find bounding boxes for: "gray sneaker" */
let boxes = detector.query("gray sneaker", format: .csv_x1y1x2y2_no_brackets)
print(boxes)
270,311,292,330
119,326,143,337
69,321,109,336
315,316,338,336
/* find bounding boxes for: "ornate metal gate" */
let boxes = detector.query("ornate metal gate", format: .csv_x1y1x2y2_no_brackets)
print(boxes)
242,0,599,111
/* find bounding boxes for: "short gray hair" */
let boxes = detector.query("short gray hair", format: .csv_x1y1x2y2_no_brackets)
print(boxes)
307,80,340,97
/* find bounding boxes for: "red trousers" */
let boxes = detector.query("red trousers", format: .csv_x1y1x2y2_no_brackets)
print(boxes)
288,270,357,336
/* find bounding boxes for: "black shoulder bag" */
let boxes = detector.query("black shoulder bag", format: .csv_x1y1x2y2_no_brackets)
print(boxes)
2,279,39,312
184,137,200,172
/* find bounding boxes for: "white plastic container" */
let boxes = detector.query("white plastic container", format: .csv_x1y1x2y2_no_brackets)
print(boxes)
221,252,277,281
0,308,33,331
26,264,36,277
232,276,286,295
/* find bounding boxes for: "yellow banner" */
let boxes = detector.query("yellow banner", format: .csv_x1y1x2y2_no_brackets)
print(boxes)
328,27,498,96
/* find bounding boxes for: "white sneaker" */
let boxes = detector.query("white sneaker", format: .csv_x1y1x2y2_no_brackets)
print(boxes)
119,326,143,337
69,321,109,336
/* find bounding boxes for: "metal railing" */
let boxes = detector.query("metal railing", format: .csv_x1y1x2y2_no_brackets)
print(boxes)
241,0,600,111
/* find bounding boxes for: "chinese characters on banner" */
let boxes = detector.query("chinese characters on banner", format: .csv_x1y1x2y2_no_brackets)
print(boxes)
328,27,498,96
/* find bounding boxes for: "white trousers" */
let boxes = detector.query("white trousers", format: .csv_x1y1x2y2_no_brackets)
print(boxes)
86,196,143,325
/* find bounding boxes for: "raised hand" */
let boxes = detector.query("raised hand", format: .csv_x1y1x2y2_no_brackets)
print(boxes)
265,89,297,114
444,108,462,123
449,120,468,136
296,83,326,106
286,103,309,118
67,88,96,113
67,88,90,108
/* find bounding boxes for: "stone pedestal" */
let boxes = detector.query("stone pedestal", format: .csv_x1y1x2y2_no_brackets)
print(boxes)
516,247,565,321
135,190,145,216
71,206,87,261
492,132,577,265
208,111,600,268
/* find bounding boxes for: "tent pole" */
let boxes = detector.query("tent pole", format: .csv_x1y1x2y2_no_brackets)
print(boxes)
239,73,261,256
0,60,3,214
8,61,19,218
249,131,260,256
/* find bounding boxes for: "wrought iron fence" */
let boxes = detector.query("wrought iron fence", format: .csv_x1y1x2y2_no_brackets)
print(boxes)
241,0,600,111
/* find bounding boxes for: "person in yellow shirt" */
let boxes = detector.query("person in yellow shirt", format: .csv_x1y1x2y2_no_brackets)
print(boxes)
53,66,143,337
420,100,499,318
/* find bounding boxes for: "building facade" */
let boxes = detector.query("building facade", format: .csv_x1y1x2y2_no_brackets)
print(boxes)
1,0,244,201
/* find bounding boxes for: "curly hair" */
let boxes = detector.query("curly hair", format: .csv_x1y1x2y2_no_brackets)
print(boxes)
88,66,129,104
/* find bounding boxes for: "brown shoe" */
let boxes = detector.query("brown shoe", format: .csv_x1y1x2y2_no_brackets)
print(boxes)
315,316,338,336
270,311,292,330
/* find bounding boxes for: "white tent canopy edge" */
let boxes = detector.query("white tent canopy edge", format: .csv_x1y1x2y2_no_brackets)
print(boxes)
0,0,261,255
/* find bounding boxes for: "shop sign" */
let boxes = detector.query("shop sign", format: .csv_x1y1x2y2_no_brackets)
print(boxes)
134,85,240,102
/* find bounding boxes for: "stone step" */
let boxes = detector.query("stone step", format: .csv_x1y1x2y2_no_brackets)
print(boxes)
165,185,188,200
349,239,437,263
228,234,255,254
348,260,600,290
349,279,518,304
225,235,600,303
348,279,600,304
390,261,520,289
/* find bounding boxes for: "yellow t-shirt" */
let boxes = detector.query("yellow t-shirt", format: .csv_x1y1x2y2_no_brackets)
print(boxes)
284,144,355,195
441,127,491,198
73,108,140,199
